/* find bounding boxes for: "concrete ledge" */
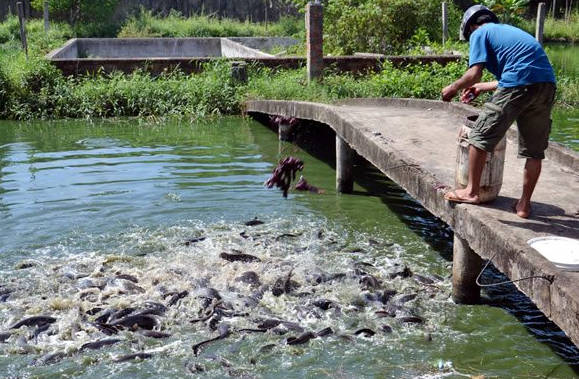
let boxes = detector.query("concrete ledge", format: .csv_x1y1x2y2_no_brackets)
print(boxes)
245,98,579,348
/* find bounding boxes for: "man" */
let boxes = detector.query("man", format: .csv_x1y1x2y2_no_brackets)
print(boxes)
441,5,556,218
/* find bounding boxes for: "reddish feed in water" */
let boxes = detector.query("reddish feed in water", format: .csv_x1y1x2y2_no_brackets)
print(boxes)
294,176,323,194
264,157,304,198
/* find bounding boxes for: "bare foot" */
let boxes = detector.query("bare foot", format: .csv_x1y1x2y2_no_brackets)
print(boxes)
444,188,480,204
514,199,531,218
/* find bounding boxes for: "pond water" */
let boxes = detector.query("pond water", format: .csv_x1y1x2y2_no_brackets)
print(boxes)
544,42,579,151
0,118,577,377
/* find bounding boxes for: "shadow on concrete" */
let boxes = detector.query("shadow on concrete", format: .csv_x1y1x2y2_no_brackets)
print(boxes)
263,117,579,372
487,196,579,238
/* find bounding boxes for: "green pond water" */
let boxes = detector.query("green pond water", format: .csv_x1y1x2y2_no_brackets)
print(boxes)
545,42,579,151
0,118,577,378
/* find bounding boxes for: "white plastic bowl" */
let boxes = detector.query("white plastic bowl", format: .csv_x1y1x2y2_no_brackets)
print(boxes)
527,236,579,271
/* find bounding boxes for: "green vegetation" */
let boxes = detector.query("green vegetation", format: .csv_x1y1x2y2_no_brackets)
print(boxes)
286,0,463,54
119,9,304,39
519,13,579,42
0,10,576,123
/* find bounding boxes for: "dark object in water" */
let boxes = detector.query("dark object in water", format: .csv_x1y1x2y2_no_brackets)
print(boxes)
360,274,381,289
354,328,376,337
10,316,56,329
140,330,171,339
95,309,115,324
114,352,153,362
184,236,207,246
294,176,324,194
316,327,334,337
414,274,436,285
398,316,424,324
168,290,189,306
0,294,9,302
381,325,393,333
192,324,231,356
109,308,137,323
116,274,139,283
80,338,122,351
312,299,336,311
257,319,282,330
287,331,316,345
388,266,413,279
0,332,12,343
91,322,119,336
32,351,67,366
381,289,397,304
272,269,299,297
111,315,157,330
264,157,304,198
30,323,50,341
235,271,261,287
397,294,418,304
245,218,265,226
86,307,103,316
220,252,261,263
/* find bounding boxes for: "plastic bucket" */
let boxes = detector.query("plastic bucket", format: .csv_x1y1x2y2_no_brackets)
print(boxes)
455,115,506,203
528,236,579,271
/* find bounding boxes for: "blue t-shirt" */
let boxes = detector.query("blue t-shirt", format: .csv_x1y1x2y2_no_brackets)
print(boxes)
469,23,556,88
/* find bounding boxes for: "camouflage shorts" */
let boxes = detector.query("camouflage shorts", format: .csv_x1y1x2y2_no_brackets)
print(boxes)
468,82,556,159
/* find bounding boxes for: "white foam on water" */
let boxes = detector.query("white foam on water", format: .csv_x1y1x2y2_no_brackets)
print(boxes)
0,216,454,376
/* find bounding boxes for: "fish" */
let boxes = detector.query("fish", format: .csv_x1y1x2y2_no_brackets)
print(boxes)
32,351,67,366
111,315,158,330
312,299,337,311
316,327,334,337
30,323,50,341
139,330,171,339
220,252,261,263
235,271,261,287
388,266,413,279
10,316,56,329
244,218,264,226
286,331,316,345
184,236,207,246
114,352,153,363
109,308,137,323
0,332,12,343
381,325,393,333
397,294,417,304
381,289,398,304
115,274,139,283
192,324,231,356
80,338,122,351
354,328,375,337
398,316,424,324
167,290,189,306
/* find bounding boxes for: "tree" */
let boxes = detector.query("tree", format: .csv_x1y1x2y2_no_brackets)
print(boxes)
30,0,118,28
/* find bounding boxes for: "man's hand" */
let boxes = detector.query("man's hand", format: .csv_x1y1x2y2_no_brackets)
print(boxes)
441,84,458,102
460,87,480,103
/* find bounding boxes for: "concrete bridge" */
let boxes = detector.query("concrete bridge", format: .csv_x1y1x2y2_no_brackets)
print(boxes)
245,98,579,348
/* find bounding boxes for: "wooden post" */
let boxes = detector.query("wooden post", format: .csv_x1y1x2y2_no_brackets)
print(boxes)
336,135,354,193
452,234,483,304
535,2,546,45
442,2,448,46
306,1,323,83
44,0,50,32
17,2,28,59
552,0,556,18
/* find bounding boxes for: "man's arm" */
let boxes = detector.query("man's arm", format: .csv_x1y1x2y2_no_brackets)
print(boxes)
441,64,484,102
460,80,498,103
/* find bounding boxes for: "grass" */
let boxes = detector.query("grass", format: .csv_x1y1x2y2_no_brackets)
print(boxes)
118,9,304,39
519,13,579,42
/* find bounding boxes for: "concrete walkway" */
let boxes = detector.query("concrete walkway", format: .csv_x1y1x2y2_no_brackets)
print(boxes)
245,98,579,347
